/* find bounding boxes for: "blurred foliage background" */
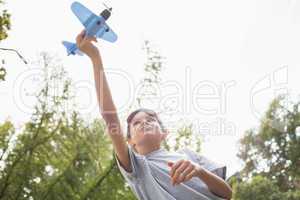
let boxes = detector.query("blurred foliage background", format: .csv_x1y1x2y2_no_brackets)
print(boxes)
0,1,299,199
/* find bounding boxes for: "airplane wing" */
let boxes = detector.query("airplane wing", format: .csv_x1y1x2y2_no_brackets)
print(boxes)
71,1,117,43
96,22,118,43
71,1,98,28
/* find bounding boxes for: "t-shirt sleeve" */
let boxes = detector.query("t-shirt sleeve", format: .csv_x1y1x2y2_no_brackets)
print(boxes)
182,148,227,180
115,145,140,183
197,155,227,180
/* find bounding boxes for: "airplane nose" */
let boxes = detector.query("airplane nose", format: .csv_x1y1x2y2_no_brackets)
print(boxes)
100,9,111,20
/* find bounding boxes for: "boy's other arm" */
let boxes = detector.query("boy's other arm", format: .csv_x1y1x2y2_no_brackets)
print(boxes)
76,31,132,172
169,160,232,199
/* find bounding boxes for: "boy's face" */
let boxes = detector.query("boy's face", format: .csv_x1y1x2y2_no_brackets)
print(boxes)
128,111,166,147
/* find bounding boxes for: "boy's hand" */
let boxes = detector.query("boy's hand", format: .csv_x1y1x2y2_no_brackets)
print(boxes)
168,160,204,186
76,30,99,59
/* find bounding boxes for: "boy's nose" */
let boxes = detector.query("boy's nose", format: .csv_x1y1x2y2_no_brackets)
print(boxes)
142,119,151,125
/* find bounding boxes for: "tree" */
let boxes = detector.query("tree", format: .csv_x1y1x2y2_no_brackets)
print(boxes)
135,40,165,108
0,41,202,199
0,53,135,199
232,176,284,200
237,96,300,193
0,0,10,82
232,176,300,200
135,40,202,154
0,0,10,41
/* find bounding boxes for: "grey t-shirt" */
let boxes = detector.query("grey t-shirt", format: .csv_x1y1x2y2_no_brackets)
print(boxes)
116,146,227,200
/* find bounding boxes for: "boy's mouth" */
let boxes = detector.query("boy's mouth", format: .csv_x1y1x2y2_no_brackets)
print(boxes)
140,125,154,133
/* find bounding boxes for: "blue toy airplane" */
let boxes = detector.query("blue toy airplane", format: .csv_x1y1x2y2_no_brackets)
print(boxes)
62,1,118,56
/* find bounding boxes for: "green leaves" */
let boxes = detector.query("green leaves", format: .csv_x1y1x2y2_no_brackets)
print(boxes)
234,96,300,198
0,1,11,82
0,53,135,200
232,176,300,200
136,40,165,108
0,66,6,81
0,8,10,41
232,176,284,200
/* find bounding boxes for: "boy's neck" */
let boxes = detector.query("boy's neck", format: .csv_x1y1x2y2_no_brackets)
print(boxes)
135,143,161,155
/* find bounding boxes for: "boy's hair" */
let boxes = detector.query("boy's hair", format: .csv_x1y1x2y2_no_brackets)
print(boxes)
126,108,165,139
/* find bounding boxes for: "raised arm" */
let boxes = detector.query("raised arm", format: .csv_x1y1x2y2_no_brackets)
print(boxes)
76,31,132,172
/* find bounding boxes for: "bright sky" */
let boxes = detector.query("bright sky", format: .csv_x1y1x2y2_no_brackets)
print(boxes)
1,0,300,177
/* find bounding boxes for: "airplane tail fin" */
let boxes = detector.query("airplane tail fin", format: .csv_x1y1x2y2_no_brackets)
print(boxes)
62,41,83,56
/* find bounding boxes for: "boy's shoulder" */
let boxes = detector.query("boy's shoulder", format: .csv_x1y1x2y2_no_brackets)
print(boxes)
178,147,225,171
177,147,199,158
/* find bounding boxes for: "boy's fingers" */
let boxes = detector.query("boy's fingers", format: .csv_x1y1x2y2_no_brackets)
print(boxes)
182,165,194,177
76,35,83,45
83,36,97,43
76,30,85,40
89,37,97,43
180,165,194,182
92,37,98,42
77,30,94,47
170,160,184,177
76,28,97,44
183,169,197,182
172,162,189,185
80,30,85,37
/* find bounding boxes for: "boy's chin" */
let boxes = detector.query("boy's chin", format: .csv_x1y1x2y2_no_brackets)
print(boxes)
143,131,162,138
138,133,162,143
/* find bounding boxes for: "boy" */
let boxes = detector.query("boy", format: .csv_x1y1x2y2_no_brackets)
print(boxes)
76,31,232,200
